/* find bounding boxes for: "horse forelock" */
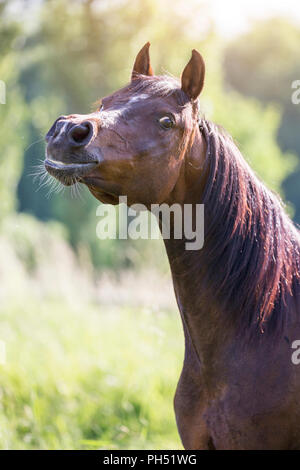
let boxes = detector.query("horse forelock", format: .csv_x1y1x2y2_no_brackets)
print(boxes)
129,75,189,104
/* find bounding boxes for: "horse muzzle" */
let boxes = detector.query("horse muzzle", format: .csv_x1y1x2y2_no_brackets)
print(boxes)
45,116,100,184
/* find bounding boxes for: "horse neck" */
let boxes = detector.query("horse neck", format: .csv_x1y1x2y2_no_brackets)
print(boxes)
163,122,234,369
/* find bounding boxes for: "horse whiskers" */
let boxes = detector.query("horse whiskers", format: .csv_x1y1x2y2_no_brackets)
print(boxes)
45,175,63,199
24,137,45,153
29,160,47,179
31,161,84,200
74,180,84,201
70,178,84,200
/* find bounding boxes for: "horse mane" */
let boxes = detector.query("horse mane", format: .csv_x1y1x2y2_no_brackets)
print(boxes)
198,120,300,335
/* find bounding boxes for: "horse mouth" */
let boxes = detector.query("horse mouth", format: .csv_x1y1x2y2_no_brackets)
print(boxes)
45,157,99,185
45,154,121,203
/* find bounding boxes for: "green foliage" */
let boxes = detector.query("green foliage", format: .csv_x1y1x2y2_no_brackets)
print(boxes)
224,18,300,221
0,8,28,221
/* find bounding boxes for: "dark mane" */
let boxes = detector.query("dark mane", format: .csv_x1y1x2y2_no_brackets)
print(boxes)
198,120,300,335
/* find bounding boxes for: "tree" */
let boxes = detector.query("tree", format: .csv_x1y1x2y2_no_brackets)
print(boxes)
224,18,300,222
0,2,28,222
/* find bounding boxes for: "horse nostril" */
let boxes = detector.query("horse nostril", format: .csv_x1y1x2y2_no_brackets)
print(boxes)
45,117,65,142
68,121,93,146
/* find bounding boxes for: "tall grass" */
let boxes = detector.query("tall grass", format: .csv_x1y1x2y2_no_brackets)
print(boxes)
0,214,183,449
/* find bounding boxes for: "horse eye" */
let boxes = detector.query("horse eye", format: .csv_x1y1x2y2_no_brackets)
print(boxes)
158,116,174,129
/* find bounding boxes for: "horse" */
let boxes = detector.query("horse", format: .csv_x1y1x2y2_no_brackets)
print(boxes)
44,43,300,449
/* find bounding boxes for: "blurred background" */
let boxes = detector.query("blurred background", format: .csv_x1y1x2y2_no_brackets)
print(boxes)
0,0,299,449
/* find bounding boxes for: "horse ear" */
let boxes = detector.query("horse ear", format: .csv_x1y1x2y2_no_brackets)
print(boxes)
181,49,205,100
131,42,154,80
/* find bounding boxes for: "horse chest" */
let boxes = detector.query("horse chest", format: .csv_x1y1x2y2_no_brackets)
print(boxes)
175,337,300,449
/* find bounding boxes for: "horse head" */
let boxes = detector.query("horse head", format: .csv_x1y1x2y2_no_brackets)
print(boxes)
45,43,206,207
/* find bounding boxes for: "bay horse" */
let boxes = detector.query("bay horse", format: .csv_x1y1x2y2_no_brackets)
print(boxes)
44,43,300,449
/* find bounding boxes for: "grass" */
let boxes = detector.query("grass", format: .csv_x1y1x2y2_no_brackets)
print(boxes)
0,213,183,449
0,293,183,449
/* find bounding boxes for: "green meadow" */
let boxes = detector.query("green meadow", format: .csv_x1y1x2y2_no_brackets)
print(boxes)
0,216,183,450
